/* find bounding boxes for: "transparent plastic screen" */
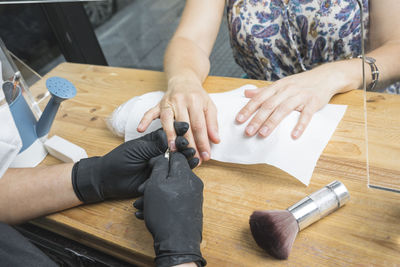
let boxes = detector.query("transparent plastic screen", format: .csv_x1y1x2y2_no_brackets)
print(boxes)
362,1,400,193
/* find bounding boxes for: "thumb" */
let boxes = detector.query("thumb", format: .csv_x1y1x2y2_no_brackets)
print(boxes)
134,130,168,161
152,129,168,153
140,128,168,153
174,121,189,136
169,152,191,178
149,154,169,181
137,179,149,195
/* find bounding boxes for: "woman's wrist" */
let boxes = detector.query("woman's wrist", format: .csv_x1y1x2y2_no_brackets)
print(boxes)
317,58,365,95
167,74,205,95
167,69,203,89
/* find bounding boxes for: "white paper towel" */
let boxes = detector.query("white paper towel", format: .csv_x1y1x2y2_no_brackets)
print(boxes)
109,85,347,185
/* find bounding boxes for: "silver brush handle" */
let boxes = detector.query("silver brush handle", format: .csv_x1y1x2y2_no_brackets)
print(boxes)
287,181,350,231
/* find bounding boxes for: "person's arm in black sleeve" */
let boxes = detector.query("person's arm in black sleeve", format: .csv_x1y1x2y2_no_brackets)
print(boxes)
134,152,206,267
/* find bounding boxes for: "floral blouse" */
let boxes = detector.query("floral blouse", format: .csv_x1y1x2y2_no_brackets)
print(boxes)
226,0,369,81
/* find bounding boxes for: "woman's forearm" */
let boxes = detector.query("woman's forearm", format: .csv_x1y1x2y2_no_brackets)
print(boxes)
163,0,225,89
366,41,400,89
368,0,400,89
0,164,82,225
164,36,211,88
312,40,400,96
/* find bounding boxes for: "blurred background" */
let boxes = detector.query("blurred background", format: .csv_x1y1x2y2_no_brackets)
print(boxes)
0,0,244,83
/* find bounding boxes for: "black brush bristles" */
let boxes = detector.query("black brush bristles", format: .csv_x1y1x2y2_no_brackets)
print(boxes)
249,210,299,260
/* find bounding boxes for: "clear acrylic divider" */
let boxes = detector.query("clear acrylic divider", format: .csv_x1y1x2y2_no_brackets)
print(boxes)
0,38,45,118
360,1,400,193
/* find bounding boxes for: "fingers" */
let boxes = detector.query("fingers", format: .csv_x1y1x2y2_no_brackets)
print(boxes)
174,121,189,136
175,136,189,151
243,89,317,139
244,88,262,98
236,86,275,124
244,91,291,136
138,105,160,132
174,104,201,162
149,155,169,180
292,106,314,139
188,158,200,169
257,97,301,138
133,197,144,220
205,101,220,144
189,105,211,161
137,179,149,195
152,128,168,153
169,152,191,175
133,197,144,210
169,153,203,191
176,136,199,168
135,210,144,220
180,147,196,160
160,105,177,151
136,155,168,199
142,121,189,153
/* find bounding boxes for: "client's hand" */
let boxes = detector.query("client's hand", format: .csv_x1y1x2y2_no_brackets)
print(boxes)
236,63,355,139
71,122,197,203
138,79,220,162
133,152,206,267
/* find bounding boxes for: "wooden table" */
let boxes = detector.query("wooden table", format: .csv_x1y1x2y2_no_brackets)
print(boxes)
32,63,400,266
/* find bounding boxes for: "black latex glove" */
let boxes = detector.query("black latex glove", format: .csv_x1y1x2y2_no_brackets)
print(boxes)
71,122,198,203
133,152,206,267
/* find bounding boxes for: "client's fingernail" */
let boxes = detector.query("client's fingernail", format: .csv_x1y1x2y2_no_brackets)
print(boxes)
201,152,209,160
246,125,255,135
237,114,245,122
137,123,143,131
169,141,176,151
259,126,269,137
292,130,301,139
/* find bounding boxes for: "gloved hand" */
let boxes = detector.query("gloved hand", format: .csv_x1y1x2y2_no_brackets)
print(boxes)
71,122,198,203
133,152,206,267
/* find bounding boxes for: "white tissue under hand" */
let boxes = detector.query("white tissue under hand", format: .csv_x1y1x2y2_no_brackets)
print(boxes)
111,85,347,186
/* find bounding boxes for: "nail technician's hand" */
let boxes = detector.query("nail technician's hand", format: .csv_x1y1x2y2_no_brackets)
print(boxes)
138,80,220,162
133,152,206,267
236,66,349,139
71,122,197,204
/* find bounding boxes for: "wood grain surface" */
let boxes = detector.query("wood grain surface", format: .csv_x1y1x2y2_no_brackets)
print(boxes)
32,63,400,266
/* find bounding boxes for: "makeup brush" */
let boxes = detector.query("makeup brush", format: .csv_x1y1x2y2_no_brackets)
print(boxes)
249,180,350,260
